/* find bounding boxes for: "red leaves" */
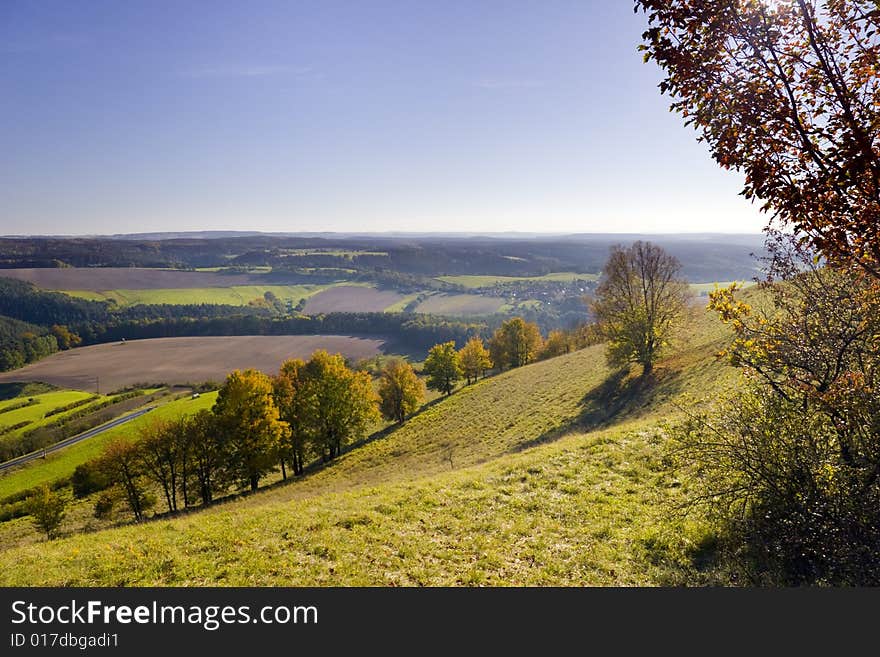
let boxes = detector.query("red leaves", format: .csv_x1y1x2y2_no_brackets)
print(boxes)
635,0,880,278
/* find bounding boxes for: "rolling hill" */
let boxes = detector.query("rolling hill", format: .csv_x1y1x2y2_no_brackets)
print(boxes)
0,298,740,586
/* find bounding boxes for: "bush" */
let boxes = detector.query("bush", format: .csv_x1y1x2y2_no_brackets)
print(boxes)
678,237,880,584
26,485,66,540
93,492,115,519
72,461,111,498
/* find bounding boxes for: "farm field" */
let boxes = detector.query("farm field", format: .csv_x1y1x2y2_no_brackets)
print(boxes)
0,390,101,440
0,335,385,392
0,392,218,501
688,280,757,295
437,272,599,288
0,267,268,290
66,284,324,307
301,285,407,314
413,293,506,316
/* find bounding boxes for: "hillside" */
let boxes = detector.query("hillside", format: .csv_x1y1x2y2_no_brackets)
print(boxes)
0,299,740,585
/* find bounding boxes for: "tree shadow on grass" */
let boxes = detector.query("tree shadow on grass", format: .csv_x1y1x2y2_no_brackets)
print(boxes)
576,367,682,430
508,366,683,454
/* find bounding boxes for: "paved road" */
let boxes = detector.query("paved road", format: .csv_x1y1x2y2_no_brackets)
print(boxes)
0,406,155,473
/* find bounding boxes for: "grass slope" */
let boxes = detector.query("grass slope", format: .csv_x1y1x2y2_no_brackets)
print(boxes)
0,300,739,585
0,422,711,586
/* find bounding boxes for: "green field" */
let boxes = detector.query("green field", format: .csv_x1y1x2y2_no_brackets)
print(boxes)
383,294,422,313
688,280,756,295
0,391,108,440
0,392,217,500
437,272,599,288
65,285,325,307
0,290,742,584
413,293,506,316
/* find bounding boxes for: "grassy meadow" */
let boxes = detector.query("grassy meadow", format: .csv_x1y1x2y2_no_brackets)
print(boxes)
65,285,324,308
0,292,743,585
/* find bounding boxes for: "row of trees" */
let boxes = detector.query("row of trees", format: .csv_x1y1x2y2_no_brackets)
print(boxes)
73,315,596,524
83,352,384,521
0,319,81,372
422,318,546,396
76,351,427,522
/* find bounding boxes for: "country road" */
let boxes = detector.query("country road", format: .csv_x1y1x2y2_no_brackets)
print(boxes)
0,406,155,473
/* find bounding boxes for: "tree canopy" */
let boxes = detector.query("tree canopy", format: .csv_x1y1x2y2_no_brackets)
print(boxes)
378,359,425,423
488,318,543,370
213,369,288,491
296,351,380,462
27,485,66,540
592,241,689,374
636,0,880,277
458,336,493,384
423,342,463,396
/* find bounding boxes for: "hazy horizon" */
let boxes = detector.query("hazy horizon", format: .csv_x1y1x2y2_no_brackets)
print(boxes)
1,229,766,239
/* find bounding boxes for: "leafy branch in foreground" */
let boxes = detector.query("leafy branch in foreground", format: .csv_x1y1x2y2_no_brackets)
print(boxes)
636,0,880,277
673,236,880,584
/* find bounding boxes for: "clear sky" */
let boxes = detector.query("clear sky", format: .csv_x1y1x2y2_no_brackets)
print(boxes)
0,1,765,236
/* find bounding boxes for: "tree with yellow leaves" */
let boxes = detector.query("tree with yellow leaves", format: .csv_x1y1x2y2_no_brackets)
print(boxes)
213,369,289,491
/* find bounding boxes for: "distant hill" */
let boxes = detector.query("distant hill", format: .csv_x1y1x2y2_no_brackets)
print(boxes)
0,233,766,281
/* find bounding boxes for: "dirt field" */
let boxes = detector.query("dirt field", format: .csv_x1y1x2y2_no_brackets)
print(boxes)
414,293,506,316
0,268,267,290
0,336,385,391
302,285,405,314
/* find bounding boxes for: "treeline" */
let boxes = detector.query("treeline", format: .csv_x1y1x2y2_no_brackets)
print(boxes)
0,278,109,325
0,316,63,372
76,312,487,353
0,277,270,328
26,317,599,533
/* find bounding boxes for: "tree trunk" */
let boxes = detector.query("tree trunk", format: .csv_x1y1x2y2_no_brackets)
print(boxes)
280,458,287,481
249,474,259,491
161,483,173,514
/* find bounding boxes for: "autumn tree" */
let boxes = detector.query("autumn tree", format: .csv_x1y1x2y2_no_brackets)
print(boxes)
274,359,310,476
27,485,66,540
423,341,463,396
677,235,880,584
298,351,380,462
50,324,80,350
591,242,689,375
540,330,573,360
213,369,289,491
488,317,543,370
636,0,880,277
378,359,425,423
137,418,184,513
458,336,492,384
97,437,153,522
185,409,226,505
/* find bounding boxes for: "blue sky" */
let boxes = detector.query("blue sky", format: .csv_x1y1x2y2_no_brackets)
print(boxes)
0,1,765,235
